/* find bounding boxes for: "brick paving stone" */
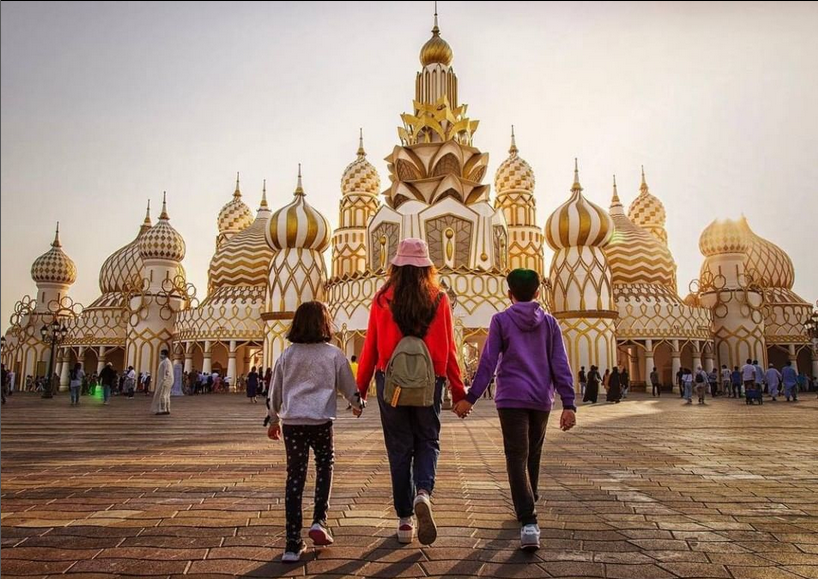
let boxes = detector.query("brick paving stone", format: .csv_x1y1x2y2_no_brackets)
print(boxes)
2,392,817,578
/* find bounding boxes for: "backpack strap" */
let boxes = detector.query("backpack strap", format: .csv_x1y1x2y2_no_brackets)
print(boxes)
419,292,445,339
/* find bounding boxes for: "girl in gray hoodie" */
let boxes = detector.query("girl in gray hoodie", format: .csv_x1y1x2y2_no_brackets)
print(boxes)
267,301,363,563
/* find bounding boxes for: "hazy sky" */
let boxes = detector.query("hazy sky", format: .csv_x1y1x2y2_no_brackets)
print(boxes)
2,1,817,326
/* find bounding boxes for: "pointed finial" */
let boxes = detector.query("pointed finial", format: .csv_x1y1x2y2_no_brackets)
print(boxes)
234,172,241,197
432,1,440,34
52,222,62,248
509,125,518,155
144,199,152,223
159,191,169,219
572,158,583,192
260,179,269,209
611,174,621,206
640,164,649,193
294,164,305,196
357,127,366,157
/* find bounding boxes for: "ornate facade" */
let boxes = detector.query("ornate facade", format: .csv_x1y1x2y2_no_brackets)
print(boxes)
3,9,816,391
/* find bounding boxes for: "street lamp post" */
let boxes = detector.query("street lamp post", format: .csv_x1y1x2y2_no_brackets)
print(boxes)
39,319,68,399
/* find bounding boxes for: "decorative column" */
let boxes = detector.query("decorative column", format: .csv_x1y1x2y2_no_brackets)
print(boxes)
671,339,681,394
59,349,70,391
97,346,107,374
692,341,702,371
227,340,237,391
202,340,212,375
704,344,715,373
644,339,655,387
183,342,193,373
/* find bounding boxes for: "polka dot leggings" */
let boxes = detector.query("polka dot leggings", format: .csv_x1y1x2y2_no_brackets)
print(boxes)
283,421,335,547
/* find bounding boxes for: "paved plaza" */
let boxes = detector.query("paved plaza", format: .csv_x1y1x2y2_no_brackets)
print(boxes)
1,391,817,578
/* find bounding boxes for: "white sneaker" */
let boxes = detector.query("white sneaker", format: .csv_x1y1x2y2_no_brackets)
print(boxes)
413,493,437,545
308,522,334,546
397,517,414,544
281,542,306,563
520,524,541,551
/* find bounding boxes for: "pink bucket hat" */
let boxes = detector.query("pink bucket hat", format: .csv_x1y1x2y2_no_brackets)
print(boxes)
392,237,434,268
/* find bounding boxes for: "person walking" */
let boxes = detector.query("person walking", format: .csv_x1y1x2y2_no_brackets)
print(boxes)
753,359,764,393
741,359,756,397
246,366,259,403
682,368,694,404
578,366,587,399
620,368,629,399
720,365,731,397
452,268,576,551
356,238,465,546
99,362,116,405
124,366,136,398
731,366,742,398
650,367,661,397
69,363,85,406
708,368,718,397
151,349,173,415
606,367,621,403
144,372,152,396
765,363,782,402
583,365,600,404
602,368,610,397
694,366,708,404
781,361,798,402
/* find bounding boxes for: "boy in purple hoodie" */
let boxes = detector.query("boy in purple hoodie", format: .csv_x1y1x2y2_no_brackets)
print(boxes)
453,269,576,551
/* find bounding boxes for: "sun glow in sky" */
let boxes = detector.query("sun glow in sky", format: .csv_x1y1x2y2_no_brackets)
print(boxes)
2,1,816,325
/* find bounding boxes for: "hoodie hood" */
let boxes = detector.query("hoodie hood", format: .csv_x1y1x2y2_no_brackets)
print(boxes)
505,301,546,332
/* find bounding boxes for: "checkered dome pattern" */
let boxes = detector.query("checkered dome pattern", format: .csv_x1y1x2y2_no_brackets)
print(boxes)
31,246,77,285
628,191,667,228
217,197,253,234
341,156,380,195
139,220,186,261
494,153,535,195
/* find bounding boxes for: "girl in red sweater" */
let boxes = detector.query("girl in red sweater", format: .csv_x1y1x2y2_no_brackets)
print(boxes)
356,238,464,546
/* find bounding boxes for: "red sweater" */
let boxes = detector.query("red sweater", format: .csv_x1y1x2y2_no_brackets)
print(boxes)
356,287,465,403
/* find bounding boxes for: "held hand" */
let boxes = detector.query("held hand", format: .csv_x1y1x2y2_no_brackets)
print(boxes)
453,400,473,419
560,409,576,431
267,424,281,440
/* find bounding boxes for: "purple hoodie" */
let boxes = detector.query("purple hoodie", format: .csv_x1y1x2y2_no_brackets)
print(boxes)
466,301,576,412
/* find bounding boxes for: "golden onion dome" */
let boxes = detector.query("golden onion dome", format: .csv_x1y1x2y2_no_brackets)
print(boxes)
627,166,667,242
139,193,186,262
31,223,77,285
605,176,676,289
217,173,253,235
494,126,535,195
99,201,152,293
545,159,613,250
341,129,380,196
420,11,453,67
210,182,274,289
266,166,331,252
699,218,748,257
738,216,795,288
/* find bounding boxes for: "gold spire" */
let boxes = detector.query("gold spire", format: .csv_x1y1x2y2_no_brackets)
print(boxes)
294,164,305,196
640,165,648,193
357,127,366,157
260,179,269,209
509,125,518,155
572,158,583,192
234,172,241,198
159,191,169,220
433,1,439,34
140,199,152,233
611,174,622,207
420,1,453,66
52,222,62,248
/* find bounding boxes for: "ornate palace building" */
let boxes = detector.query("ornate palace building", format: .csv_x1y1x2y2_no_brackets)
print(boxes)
3,11,816,392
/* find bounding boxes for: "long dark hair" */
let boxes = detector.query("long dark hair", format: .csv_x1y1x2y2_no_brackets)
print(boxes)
70,363,82,381
287,301,334,344
378,264,440,337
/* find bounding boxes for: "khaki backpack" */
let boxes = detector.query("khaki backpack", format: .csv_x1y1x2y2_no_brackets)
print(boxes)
383,293,443,407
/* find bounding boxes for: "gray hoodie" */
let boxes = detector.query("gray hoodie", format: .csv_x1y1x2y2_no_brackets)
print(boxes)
268,343,361,426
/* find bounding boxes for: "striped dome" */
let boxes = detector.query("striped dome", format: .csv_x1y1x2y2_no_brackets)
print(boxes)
699,218,748,257
545,160,613,250
341,131,380,195
31,223,77,285
210,185,273,288
266,167,331,252
217,173,253,235
140,194,186,262
627,167,667,243
605,177,676,289
738,217,795,289
99,202,152,293
494,128,535,195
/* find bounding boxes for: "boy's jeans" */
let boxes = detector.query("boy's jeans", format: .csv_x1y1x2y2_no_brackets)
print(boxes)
497,408,550,526
684,383,693,401
103,385,111,403
70,385,80,405
376,372,443,518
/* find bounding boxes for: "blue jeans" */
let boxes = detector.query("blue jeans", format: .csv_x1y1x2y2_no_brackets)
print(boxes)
103,385,111,402
684,383,692,401
70,385,80,404
376,371,443,518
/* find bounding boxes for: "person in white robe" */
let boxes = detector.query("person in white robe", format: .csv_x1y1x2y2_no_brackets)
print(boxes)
151,349,173,415
764,364,782,401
